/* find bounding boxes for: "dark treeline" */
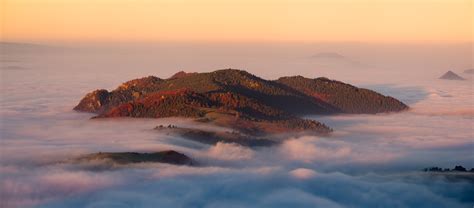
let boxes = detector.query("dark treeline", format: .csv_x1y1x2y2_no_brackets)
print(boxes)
423,165,474,172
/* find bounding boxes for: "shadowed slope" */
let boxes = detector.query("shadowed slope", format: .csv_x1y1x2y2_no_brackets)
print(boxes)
276,76,409,113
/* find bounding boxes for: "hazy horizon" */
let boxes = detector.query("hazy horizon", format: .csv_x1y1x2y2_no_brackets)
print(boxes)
1,41,472,82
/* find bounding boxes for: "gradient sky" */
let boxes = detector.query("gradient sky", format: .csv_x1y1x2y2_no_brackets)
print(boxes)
1,0,472,43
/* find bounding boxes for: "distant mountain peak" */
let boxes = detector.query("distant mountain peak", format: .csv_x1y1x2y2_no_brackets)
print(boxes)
310,52,345,59
439,71,465,80
308,52,368,69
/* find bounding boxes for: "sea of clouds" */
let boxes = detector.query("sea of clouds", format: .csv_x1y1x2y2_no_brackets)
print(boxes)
1,43,473,207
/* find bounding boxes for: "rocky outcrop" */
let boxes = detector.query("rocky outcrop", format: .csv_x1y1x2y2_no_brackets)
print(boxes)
73,89,110,113
74,76,164,113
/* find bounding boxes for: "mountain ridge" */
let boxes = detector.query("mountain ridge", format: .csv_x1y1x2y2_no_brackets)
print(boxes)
75,69,408,136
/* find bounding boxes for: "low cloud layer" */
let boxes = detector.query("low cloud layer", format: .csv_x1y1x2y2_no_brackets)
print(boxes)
37,168,472,208
1,51,473,207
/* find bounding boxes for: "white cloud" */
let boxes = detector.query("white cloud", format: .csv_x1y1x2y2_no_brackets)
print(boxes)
289,168,317,180
206,142,255,161
279,136,351,163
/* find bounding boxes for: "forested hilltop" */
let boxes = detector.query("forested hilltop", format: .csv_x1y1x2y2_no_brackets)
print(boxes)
75,69,408,135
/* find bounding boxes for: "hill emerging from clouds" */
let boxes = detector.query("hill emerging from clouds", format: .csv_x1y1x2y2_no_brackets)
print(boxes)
75,69,408,136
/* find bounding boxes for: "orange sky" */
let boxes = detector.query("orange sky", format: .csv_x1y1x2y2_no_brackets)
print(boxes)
1,0,472,43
